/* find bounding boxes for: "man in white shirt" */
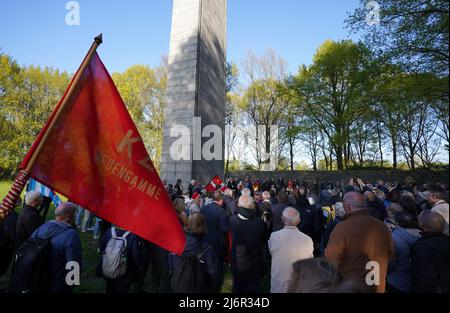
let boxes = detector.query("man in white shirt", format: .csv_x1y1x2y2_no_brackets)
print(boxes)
428,184,449,236
268,207,314,293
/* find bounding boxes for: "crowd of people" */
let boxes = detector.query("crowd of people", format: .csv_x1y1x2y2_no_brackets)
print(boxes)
0,176,448,293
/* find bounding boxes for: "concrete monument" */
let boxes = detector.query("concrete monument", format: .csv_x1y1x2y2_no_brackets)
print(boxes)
160,0,227,187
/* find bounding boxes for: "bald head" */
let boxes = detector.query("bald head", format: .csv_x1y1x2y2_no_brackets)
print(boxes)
343,192,365,214
418,210,445,233
55,202,77,224
364,191,376,202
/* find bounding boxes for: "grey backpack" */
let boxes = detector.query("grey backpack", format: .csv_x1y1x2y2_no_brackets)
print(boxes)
102,227,130,279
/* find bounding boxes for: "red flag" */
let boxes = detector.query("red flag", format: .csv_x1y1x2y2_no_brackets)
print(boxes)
19,52,185,254
205,175,223,192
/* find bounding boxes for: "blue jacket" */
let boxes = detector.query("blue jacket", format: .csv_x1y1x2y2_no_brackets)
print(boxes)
32,220,82,293
200,202,229,257
387,227,421,292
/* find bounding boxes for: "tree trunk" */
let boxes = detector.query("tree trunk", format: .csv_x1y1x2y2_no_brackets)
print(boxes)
392,138,397,169
289,138,294,171
336,146,344,170
312,152,317,171
376,122,384,166
224,159,229,178
410,147,415,170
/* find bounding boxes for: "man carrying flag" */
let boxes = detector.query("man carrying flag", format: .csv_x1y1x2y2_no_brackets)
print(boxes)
0,34,185,255
27,178,62,220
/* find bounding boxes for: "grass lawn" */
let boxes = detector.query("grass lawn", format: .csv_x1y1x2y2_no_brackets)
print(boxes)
0,181,16,200
0,180,260,293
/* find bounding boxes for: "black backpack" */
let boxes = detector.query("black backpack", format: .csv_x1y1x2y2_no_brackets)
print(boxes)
9,225,69,294
170,245,213,293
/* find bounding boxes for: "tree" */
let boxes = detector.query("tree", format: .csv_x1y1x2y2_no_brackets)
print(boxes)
240,50,289,170
0,54,71,175
290,40,375,170
297,117,322,171
224,62,240,177
0,52,22,174
346,0,449,76
112,64,167,171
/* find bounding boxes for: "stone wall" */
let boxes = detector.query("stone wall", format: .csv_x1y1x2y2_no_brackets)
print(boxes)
228,169,449,185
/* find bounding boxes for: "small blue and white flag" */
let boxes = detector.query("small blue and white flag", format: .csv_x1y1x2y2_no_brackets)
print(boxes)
27,178,62,207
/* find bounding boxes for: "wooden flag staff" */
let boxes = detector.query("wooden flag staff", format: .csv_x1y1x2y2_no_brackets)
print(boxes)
0,34,103,220
26,34,103,172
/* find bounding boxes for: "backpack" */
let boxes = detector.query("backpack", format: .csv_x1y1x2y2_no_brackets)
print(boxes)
9,224,69,294
170,245,213,293
102,227,130,279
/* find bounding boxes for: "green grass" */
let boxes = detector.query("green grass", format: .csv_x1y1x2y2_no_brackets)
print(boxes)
0,180,268,293
0,181,16,200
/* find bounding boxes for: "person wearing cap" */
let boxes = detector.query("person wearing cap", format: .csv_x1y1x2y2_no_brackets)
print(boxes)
416,190,430,213
187,192,201,215
427,184,449,236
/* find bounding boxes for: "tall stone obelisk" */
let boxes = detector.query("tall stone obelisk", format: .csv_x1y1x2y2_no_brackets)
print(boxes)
160,0,227,187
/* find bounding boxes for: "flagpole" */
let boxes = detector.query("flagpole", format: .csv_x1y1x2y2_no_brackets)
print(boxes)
0,34,103,220
25,34,103,172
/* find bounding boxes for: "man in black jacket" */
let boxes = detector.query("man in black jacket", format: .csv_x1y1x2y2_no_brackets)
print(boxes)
14,191,43,249
97,226,147,293
230,194,270,293
0,210,18,278
412,210,449,293
201,191,229,291
271,191,290,232
364,191,387,221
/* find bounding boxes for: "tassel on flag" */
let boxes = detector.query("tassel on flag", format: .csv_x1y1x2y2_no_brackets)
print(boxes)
0,170,30,219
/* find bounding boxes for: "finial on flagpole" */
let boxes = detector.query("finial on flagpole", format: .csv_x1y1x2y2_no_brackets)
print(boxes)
95,33,103,45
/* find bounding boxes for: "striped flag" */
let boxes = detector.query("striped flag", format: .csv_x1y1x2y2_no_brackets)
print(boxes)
205,175,227,193
27,178,61,207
